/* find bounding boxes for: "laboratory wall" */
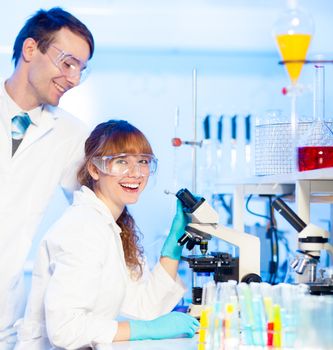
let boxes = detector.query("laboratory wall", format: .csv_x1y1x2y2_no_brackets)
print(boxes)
0,0,333,282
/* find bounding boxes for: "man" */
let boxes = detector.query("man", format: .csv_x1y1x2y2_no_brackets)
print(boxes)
0,7,94,349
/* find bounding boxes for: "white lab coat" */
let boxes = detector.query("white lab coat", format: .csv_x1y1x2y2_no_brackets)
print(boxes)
15,186,186,350
0,80,89,341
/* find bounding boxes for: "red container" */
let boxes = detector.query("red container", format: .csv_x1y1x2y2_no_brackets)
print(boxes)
297,146,333,171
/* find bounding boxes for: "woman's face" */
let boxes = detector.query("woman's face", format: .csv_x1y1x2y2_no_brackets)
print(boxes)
90,154,151,217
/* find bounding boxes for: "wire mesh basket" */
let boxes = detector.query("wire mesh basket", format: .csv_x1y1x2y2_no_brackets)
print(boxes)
254,111,333,176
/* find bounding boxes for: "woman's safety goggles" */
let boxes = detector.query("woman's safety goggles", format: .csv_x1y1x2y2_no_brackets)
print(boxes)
92,153,158,177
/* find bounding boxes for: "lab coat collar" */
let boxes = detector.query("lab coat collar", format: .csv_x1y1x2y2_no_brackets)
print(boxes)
73,186,122,235
0,79,59,158
1,79,43,126
12,107,56,158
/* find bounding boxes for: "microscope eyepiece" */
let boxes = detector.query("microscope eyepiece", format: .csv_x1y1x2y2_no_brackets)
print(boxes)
176,188,204,213
176,188,198,209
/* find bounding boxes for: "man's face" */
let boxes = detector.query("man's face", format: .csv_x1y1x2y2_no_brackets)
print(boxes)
27,27,91,107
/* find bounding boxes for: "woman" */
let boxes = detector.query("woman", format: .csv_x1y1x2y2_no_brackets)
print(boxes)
15,120,199,350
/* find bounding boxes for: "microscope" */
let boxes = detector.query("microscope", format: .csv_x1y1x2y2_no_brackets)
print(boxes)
175,188,261,316
272,197,333,294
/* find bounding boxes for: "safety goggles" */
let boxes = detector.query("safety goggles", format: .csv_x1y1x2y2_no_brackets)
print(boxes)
92,153,158,177
47,45,90,83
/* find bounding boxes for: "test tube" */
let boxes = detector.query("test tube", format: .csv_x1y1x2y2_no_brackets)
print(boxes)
237,283,254,346
198,281,216,349
250,283,266,346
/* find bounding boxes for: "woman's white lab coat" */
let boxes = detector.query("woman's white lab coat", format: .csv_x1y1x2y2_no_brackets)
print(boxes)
15,186,186,350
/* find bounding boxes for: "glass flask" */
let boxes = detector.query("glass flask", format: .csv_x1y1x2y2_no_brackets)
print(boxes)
273,0,314,88
272,0,314,169
297,64,333,171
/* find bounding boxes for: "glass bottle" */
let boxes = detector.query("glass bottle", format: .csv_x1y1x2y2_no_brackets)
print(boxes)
297,64,333,171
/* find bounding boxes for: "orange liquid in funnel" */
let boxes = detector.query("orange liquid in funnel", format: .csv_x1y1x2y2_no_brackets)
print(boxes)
276,33,312,85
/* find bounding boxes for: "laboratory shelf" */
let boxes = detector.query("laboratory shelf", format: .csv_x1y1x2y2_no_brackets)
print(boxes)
214,167,333,231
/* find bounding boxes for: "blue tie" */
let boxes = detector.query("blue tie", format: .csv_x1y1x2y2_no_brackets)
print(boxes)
11,112,32,155
11,112,32,140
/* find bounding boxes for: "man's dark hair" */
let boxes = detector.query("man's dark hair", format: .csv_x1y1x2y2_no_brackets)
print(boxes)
12,7,94,67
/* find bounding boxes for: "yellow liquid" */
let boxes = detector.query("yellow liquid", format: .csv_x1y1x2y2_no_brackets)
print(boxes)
276,33,312,85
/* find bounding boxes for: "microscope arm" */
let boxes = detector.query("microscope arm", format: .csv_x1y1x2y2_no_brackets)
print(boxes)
273,198,332,258
187,223,261,282
324,243,333,256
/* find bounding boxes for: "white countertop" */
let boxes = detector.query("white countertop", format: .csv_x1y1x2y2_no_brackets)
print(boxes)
96,336,197,350
95,335,323,350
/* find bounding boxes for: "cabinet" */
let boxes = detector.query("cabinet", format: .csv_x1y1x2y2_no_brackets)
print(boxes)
215,167,333,232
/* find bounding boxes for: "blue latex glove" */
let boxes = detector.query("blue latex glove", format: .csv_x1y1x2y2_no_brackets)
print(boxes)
129,311,199,340
161,200,187,260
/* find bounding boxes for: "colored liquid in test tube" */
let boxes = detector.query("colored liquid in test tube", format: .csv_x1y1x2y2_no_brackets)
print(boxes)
273,304,282,347
198,308,210,348
263,297,274,346
223,301,240,348
198,281,216,349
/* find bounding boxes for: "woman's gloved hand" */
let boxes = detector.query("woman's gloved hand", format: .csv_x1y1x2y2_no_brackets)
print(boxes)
129,311,199,340
161,200,187,260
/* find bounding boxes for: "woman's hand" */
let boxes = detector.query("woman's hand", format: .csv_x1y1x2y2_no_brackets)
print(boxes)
129,311,199,340
161,200,187,260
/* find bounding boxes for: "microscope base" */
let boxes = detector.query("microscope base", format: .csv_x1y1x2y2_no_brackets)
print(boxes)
308,283,333,295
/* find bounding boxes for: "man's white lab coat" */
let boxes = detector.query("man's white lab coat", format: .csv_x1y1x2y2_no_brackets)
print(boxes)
0,81,88,340
15,186,186,350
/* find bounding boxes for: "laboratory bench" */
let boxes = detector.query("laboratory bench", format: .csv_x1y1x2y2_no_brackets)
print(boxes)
96,335,330,350
97,337,259,350
214,167,333,232
97,337,197,350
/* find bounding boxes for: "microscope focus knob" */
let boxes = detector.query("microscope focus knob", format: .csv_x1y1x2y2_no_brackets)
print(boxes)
241,273,262,283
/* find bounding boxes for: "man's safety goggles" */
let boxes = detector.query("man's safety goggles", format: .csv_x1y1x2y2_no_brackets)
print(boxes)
47,45,90,83
92,153,158,177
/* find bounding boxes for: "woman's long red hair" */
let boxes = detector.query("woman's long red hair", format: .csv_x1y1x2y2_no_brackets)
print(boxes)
77,120,154,277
